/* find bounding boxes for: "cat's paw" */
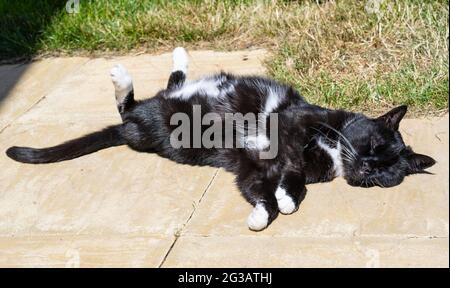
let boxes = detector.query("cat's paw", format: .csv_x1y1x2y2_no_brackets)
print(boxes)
172,47,188,73
275,186,297,215
247,203,269,231
110,64,133,94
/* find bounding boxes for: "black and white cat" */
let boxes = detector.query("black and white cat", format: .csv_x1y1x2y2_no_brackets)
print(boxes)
6,47,436,231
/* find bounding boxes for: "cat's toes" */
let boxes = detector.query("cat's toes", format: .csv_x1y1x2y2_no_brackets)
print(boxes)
110,64,133,93
247,203,269,231
172,47,188,73
275,187,297,215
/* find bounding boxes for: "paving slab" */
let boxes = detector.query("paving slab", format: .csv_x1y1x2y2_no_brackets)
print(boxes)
0,123,218,236
162,236,448,268
171,115,449,267
0,49,267,267
15,50,266,125
0,58,88,130
182,116,448,238
0,49,448,267
0,235,173,268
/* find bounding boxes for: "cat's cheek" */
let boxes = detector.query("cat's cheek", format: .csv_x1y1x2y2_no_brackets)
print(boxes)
247,203,269,231
275,187,296,215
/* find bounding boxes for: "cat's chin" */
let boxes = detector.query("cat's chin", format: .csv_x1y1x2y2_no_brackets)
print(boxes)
345,177,402,188
344,178,374,188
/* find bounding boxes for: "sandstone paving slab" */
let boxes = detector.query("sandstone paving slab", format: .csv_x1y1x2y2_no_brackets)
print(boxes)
183,116,449,239
162,236,448,268
0,235,173,268
0,123,218,237
184,169,361,237
0,58,88,130
0,49,268,267
0,123,217,266
175,114,448,267
15,49,267,125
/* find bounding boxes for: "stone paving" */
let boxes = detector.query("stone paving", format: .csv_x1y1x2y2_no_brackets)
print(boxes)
0,50,448,267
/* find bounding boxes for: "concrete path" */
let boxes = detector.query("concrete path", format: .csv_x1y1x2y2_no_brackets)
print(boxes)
0,50,448,267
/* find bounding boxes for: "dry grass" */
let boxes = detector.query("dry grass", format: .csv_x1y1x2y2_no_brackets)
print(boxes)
263,0,449,116
1,0,448,115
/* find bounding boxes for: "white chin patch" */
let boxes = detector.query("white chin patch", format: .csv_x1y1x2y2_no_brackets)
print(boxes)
247,203,269,231
275,186,296,215
172,47,188,73
110,64,133,102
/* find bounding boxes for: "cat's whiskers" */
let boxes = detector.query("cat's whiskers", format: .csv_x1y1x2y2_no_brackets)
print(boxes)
318,122,358,158
374,178,385,188
311,127,356,162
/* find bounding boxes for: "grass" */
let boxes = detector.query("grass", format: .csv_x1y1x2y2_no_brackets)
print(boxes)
0,0,448,116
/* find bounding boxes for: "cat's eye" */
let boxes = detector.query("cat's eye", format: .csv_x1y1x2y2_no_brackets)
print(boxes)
370,136,385,154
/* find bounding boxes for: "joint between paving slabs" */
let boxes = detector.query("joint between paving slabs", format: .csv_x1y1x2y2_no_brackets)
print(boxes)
158,168,220,267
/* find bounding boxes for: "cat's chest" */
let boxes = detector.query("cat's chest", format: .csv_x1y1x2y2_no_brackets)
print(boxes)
316,138,344,177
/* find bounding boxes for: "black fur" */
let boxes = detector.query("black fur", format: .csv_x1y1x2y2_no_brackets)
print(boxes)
6,65,436,230
167,70,186,90
7,125,124,164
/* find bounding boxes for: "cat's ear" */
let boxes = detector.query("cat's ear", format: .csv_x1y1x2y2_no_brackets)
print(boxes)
406,152,436,174
377,105,407,130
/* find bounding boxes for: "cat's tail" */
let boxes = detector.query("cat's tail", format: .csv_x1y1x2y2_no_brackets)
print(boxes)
6,125,126,164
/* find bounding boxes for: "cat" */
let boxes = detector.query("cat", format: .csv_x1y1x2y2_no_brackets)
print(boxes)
6,47,436,231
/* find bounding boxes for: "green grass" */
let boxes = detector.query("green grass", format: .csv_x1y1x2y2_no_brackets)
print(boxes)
0,0,448,116
0,0,67,59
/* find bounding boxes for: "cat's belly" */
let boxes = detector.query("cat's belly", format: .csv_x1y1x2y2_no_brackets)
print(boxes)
167,73,235,101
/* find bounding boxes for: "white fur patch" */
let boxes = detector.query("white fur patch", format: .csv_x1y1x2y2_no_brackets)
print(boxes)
169,74,233,100
172,47,188,73
317,138,344,177
110,64,133,104
170,78,219,99
263,87,283,115
275,186,296,214
221,84,235,96
241,85,284,151
245,134,270,150
247,203,269,231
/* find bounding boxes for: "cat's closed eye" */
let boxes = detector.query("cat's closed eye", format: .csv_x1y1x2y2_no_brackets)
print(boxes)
370,136,386,155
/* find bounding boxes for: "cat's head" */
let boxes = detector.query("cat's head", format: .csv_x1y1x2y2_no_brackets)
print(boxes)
339,106,436,188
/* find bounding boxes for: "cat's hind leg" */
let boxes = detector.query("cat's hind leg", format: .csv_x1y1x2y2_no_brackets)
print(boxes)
167,47,188,90
276,172,307,215
110,64,135,115
237,170,280,231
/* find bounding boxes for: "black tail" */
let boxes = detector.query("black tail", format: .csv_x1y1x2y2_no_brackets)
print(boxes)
6,125,126,164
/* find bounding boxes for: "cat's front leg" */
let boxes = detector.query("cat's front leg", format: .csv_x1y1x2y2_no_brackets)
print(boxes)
275,172,307,215
236,172,280,231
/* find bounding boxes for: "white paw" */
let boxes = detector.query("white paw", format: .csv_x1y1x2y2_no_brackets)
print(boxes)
275,186,297,215
110,64,133,96
172,47,188,73
247,203,269,231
